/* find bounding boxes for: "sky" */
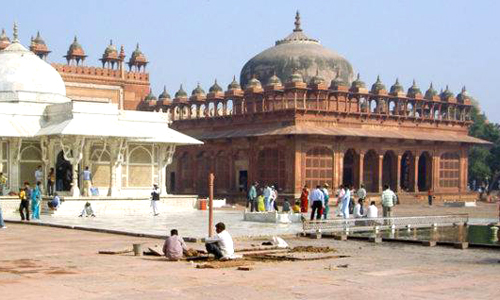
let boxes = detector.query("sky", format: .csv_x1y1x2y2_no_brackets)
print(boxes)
2,0,499,122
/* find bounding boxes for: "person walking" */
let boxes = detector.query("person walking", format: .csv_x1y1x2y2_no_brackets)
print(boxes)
321,183,330,219
151,183,160,216
381,184,396,218
428,189,434,206
263,185,272,211
300,184,309,213
0,172,7,196
82,166,92,197
247,182,258,212
341,184,351,219
19,186,29,221
31,181,42,220
310,185,325,220
47,168,55,196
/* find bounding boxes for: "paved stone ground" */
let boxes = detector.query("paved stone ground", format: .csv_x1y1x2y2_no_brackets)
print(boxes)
3,202,499,239
0,224,499,300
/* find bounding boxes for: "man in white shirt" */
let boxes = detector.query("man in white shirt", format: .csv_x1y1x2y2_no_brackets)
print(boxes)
366,201,378,219
205,222,235,260
381,184,396,218
353,198,365,218
309,185,325,220
341,184,351,219
151,184,160,216
82,166,92,197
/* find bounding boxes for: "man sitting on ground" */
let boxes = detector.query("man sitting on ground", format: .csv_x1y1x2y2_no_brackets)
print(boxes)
79,201,95,217
48,193,61,210
205,222,234,260
282,198,291,213
163,229,188,261
353,198,366,218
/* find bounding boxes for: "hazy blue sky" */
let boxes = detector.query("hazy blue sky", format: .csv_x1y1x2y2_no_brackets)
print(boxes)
2,0,499,122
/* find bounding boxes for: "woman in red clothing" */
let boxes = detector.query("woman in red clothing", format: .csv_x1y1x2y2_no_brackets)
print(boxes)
300,184,309,213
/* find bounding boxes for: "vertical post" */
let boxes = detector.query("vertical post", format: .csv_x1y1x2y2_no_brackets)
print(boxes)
414,154,420,193
208,172,215,237
378,155,384,193
396,154,402,192
358,152,365,189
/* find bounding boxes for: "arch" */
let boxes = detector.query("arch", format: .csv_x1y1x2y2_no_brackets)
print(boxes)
196,151,211,195
20,144,42,186
363,150,379,192
215,151,230,192
400,151,414,191
359,97,368,113
199,104,206,117
407,102,414,116
305,147,333,189
56,151,72,191
389,100,396,115
127,146,153,187
439,152,459,188
191,104,197,117
208,102,215,116
370,100,377,113
343,148,359,188
257,148,285,189
418,151,433,191
90,147,111,187
216,102,224,116
226,99,234,114
382,150,397,191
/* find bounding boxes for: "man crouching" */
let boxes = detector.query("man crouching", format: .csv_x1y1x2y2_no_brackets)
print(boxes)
205,222,235,260
163,229,188,261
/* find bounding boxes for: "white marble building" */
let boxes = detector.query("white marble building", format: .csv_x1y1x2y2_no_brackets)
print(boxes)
0,27,201,198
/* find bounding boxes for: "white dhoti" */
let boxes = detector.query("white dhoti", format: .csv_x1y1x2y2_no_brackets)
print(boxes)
151,200,159,215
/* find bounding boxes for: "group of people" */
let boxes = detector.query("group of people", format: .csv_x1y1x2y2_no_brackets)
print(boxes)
17,181,60,221
246,182,301,214
162,222,234,261
300,183,398,220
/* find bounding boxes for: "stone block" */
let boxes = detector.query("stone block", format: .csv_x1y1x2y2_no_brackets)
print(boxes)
368,237,382,243
454,242,469,249
333,234,347,241
422,240,436,247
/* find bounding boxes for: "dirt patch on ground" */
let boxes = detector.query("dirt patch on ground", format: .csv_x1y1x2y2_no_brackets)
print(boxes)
290,246,336,253
196,260,253,269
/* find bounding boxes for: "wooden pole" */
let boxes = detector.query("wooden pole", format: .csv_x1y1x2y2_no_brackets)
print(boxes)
208,172,215,237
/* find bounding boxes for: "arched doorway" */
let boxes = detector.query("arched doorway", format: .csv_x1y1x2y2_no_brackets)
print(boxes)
418,151,432,191
400,151,414,191
363,150,378,192
382,150,397,191
343,149,358,188
56,151,72,191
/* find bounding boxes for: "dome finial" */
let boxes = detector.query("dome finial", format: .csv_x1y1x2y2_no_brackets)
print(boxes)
294,10,302,32
13,22,19,43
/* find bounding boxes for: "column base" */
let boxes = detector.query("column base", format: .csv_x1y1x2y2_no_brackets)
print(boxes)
70,186,80,197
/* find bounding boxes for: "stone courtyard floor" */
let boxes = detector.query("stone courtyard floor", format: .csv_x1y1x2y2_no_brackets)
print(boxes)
0,223,499,300
3,202,498,239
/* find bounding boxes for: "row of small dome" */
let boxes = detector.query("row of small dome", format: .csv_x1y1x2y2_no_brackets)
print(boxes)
144,72,471,102
0,27,147,65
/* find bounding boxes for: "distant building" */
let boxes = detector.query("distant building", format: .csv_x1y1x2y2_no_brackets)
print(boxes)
139,13,489,200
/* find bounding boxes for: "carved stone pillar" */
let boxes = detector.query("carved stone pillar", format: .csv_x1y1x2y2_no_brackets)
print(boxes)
158,144,176,196
396,154,402,192
378,154,383,193
333,150,344,188
60,136,85,197
40,137,50,193
358,152,365,188
414,154,420,193
9,138,22,192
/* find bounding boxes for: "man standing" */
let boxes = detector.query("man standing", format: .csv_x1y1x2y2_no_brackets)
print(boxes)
34,166,44,194
151,184,160,216
428,189,433,206
263,185,272,211
310,185,325,220
163,229,188,261
82,166,92,197
321,183,330,219
205,222,235,260
0,172,7,196
381,184,396,218
19,185,30,221
341,184,351,219
247,182,257,212
357,184,367,203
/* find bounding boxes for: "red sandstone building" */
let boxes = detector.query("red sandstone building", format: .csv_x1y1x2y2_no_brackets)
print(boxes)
139,13,488,201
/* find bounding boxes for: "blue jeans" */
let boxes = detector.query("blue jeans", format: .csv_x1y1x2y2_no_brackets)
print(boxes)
0,205,5,227
264,197,270,211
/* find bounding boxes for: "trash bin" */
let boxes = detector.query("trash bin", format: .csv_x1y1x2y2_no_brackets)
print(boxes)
199,199,207,210
133,243,143,256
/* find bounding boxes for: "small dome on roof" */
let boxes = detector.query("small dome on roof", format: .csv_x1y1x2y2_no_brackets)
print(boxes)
209,79,223,93
175,84,187,98
144,89,157,101
288,70,304,83
330,73,347,89
424,82,437,100
407,79,422,97
104,40,117,55
159,85,171,100
246,75,262,89
350,73,366,89
227,75,241,90
309,69,325,85
457,86,470,103
68,36,83,53
371,75,386,93
440,85,454,100
33,31,46,45
191,83,206,96
389,78,404,94
267,72,282,86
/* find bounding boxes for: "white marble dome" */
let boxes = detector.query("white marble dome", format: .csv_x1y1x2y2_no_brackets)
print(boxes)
0,42,66,97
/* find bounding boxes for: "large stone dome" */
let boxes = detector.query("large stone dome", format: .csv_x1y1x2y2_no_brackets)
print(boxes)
0,40,66,98
240,12,354,88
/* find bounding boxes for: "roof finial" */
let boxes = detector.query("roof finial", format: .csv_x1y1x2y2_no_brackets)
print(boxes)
294,10,302,32
13,22,19,43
